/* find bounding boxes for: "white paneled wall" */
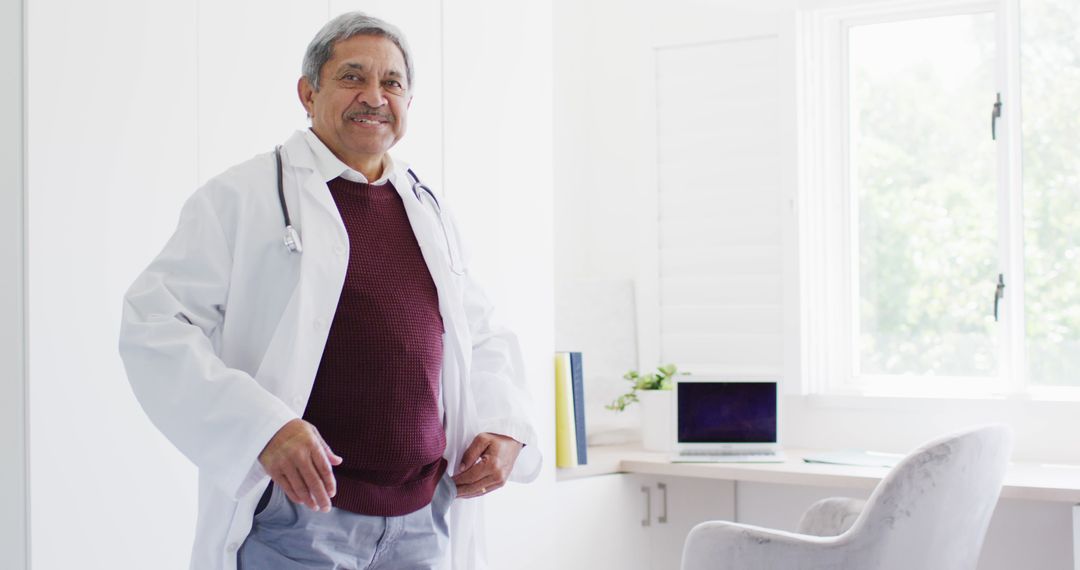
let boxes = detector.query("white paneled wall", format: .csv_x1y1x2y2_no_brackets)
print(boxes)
442,1,556,568
195,0,327,181
656,37,784,376
27,1,552,568
29,0,200,567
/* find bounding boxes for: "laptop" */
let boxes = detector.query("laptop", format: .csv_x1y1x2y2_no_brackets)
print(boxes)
670,377,785,463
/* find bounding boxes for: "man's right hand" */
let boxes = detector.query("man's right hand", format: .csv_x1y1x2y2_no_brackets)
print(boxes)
258,419,343,513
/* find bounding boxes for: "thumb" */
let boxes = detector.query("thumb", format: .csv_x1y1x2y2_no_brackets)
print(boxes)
458,436,489,471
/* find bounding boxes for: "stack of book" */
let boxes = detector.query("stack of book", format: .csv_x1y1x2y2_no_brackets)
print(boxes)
554,351,587,468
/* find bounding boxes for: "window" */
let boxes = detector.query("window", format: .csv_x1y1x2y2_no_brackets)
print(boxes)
798,0,1080,397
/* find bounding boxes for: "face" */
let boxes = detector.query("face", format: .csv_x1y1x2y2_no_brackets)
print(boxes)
298,34,412,170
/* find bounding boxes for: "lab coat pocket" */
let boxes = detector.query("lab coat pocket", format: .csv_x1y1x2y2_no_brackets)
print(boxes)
253,482,293,526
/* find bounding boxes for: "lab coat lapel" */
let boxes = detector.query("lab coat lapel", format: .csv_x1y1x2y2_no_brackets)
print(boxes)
388,167,481,570
389,167,470,351
251,132,348,409
388,167,476,466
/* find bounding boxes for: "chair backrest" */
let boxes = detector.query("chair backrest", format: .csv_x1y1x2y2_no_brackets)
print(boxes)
846,424,1013,570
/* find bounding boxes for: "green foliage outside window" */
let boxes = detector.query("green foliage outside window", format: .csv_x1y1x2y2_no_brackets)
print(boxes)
1020,0,1080,386
850,1,1080,386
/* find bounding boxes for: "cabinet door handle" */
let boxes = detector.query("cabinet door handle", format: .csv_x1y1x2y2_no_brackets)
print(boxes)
641,486,651,527
657,482,668,524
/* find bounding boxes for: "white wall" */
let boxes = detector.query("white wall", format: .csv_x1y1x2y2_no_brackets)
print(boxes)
195,0,327,183
552,0,797,441
552,0,659,441
442,1,556,568
28,0,200,566
1,0,28,568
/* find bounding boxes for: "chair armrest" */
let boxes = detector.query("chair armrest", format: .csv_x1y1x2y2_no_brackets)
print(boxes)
681,521,866,570
796,497,866,537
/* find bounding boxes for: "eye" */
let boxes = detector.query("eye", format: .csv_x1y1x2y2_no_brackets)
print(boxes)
340,73,362,83
384,79,405,91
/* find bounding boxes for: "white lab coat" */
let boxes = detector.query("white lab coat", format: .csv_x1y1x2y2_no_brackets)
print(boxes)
118,130,541,570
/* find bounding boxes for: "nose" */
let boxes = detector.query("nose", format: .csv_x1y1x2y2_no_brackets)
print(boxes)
355,81,388,109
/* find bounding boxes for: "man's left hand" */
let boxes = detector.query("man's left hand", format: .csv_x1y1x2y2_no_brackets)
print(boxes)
452,432,523,498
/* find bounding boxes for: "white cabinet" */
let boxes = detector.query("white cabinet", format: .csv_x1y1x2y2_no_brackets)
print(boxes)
547,475,653,570
633,475,735,570
546,474,734,570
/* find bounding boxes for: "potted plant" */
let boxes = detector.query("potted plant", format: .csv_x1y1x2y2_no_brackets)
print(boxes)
607,364,687,451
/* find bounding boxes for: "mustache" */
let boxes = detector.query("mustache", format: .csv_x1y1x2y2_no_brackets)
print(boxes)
345,106,394,122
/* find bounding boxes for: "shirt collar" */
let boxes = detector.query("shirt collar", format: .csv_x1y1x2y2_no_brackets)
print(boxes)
303,128,394,185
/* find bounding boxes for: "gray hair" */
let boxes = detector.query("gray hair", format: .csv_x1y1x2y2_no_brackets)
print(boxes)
302,12,414,92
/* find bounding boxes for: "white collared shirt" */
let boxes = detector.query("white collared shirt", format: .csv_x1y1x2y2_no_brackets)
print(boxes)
303,128,394,185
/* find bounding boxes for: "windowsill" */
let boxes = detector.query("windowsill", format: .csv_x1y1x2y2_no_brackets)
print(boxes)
781,390,1080,464
799,389,1080,410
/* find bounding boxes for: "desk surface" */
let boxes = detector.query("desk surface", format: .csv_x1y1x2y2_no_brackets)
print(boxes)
557,445,1080,503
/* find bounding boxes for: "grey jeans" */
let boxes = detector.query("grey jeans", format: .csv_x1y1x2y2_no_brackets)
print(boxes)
238,471,454,570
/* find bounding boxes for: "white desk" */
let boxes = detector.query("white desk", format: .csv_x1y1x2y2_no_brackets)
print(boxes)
557,444,1080,503
557,445,1080,569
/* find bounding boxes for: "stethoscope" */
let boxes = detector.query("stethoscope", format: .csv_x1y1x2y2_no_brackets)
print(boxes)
274,146,464,275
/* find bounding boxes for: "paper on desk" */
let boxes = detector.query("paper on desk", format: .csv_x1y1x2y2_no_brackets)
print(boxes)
803,450,903,468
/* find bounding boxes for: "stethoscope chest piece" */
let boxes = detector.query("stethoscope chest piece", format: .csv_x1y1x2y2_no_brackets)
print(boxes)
283,225,303,254
275,145,303,255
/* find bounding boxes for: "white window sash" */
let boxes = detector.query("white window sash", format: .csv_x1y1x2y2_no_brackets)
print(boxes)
998,0,1028,395
797,0,1027,398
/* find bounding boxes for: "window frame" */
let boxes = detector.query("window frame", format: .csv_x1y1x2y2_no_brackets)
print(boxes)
795,0,1078,400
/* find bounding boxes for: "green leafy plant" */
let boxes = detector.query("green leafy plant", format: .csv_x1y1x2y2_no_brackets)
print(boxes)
606,364,688,412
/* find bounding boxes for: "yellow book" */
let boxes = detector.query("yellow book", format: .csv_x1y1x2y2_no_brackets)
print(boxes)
554,352,578,468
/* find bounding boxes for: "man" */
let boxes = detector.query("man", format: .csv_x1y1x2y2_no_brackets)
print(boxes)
119,12,540,570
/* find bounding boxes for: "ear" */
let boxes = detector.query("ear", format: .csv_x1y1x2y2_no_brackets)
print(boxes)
298,76,316,119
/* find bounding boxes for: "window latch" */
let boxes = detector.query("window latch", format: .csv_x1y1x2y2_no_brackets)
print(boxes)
991,93,1003,140
994,273,1006,321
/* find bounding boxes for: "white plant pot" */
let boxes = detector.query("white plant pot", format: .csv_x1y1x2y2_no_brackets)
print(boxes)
638,390,673,452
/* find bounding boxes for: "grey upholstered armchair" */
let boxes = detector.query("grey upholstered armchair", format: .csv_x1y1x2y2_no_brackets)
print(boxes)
681,424,1014,570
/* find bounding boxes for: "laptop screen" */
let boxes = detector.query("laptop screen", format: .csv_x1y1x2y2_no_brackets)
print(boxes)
677,381,777,444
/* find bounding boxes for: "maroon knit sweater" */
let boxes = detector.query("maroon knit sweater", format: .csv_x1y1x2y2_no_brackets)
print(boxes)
302,177,447,517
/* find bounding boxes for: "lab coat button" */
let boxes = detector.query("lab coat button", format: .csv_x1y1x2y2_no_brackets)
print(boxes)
226,542,239,552
334,244,346,257
314,317,326,330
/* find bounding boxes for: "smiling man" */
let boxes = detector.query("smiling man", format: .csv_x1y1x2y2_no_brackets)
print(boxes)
299,33,410,179
119,11,540,570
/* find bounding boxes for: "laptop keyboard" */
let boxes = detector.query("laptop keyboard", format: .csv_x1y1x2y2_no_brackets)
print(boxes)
681,450,774,457
672,450,786,463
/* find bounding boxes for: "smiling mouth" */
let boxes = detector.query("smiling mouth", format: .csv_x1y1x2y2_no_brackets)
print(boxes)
346,111,392,126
